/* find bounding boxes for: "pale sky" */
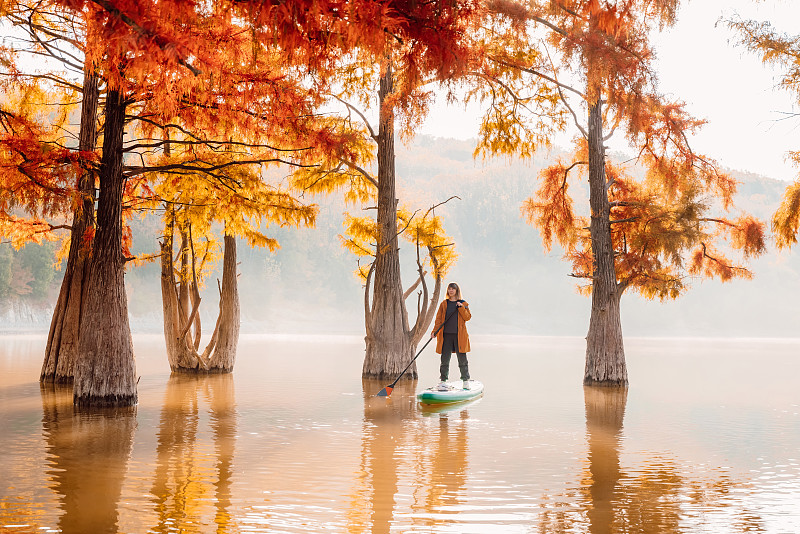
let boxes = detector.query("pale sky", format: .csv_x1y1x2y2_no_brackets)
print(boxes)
420,1,800,182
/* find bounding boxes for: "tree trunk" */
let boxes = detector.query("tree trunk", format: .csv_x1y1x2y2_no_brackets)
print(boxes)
41,70,99,383
161,230,239,373
161,227,199,370
409,251,442,347
211,234,240,371
584,97,628,387
362,62,413,379
73,89,138,407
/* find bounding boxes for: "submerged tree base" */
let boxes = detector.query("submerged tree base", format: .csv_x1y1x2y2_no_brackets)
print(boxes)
362,369,418,381
583,378,629,387
363,335,416,380
170,366,233,375
42,376,75,385
73,394,138,408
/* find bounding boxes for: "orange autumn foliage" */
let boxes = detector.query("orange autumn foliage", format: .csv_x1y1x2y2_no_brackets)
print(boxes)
727,16,800,251
3,0,481,257
482,0,766,301
0,83,92,248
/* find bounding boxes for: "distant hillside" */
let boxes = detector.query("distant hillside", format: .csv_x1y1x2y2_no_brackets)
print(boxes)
3,135,800,338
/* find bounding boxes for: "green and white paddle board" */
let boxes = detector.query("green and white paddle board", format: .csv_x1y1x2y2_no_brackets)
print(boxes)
417,380,484,405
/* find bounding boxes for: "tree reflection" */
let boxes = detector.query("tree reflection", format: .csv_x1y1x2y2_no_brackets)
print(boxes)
584,385,627,534
347,378,417,533
536,386,767,533
149,373,237,534
40,383,135,534
347,379,472,533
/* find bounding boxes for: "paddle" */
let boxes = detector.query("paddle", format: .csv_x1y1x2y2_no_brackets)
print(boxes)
376,303,461,397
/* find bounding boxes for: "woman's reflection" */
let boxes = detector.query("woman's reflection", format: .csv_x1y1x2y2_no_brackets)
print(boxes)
149,373,237,534
415,408,470,530
40,383,136,534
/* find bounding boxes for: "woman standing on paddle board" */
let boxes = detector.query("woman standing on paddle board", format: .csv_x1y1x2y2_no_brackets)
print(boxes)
431,282,472,390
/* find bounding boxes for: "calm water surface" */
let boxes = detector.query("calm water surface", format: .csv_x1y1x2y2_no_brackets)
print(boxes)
1,334,799,533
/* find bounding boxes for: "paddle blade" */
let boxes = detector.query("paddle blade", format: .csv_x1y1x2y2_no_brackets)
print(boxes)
376,385,393,397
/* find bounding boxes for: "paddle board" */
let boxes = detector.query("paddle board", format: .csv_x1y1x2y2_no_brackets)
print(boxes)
417,380,484,405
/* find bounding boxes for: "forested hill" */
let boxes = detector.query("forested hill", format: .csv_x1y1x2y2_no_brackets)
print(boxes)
2,135,799,338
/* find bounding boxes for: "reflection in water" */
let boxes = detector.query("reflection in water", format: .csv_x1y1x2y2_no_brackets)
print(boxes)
150,373,237,534
584,386,627,534
348,378,418,533
415,408,469,530
2,337,798,532
348,379,471,533
576,386,767,534
40,383,136,534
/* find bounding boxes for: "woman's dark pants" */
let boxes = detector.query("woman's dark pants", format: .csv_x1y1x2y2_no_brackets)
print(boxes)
440,333,470,381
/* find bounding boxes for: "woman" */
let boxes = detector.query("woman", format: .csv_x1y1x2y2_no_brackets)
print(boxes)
430,282,472,390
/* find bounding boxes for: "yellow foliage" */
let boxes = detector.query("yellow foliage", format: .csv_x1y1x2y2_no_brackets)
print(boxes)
290,117,377,205
143,128,319,284
0,215,63,249
400,205,458,278
773,179,800,250
342,202,458,283
466,24,565,160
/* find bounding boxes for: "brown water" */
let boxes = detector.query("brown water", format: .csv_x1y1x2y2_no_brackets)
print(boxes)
1,334,799,533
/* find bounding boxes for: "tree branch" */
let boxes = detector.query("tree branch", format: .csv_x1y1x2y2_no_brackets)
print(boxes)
489,55,587,99
333,96,377,140
123,157,315,178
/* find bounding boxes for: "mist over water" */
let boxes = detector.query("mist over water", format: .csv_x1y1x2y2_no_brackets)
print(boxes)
2,334,799,533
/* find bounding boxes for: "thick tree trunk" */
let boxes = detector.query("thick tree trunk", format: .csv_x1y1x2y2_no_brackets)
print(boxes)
211,234,240,371
584,97,628,386
161,230,239,373
41,70,99,383
362,62,413,379
73,89,138,407
584,385,627,533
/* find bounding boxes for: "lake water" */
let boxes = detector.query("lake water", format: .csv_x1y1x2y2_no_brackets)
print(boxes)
1,334,799,533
